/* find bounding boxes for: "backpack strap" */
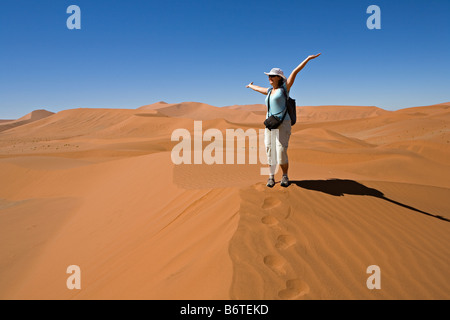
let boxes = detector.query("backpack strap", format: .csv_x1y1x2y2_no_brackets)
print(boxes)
279,86,288,121
280,85,289,100
267,88,272,113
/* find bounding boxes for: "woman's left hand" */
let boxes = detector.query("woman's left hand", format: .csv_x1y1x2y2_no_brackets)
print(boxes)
308,53,321,60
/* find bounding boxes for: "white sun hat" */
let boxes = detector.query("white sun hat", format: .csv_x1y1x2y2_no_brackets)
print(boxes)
264,68,286,80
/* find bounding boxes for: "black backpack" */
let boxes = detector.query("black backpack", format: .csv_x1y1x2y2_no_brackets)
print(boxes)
281,86,297,125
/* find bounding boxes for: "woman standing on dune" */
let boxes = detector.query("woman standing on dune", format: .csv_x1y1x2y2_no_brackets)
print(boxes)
246,53,321,187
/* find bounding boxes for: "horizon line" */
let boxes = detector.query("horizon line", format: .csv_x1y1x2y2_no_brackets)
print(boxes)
1,100,449,120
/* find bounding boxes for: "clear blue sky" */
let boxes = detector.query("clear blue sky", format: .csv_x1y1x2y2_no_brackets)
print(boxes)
1,0,449,119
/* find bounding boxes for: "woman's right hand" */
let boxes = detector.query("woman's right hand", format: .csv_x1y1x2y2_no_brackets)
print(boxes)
246,82,253,88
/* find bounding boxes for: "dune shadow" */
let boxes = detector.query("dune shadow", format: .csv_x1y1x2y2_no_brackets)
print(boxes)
291,179,449,222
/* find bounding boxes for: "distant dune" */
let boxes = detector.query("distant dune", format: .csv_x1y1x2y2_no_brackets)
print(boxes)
17,109,55,121
137,101,169,110
0,101,449,299
0,109,54,133
139,101,264,124
298,105,388,122
224,104,389,121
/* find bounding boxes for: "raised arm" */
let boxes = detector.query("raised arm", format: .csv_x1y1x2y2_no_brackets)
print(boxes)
246,82,269,95
286,53,321,91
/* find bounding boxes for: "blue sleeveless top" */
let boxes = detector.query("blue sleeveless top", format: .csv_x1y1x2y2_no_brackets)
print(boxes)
265,82,291,121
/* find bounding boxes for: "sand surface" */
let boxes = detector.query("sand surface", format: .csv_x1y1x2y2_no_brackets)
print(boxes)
0,101,449,299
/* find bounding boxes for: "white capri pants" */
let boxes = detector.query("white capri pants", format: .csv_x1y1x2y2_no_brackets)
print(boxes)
264,119,292,166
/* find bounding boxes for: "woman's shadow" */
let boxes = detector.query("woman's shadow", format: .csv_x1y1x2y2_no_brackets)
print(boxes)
290,179,449,222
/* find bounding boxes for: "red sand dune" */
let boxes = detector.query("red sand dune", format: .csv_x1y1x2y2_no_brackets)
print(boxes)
139,101,263,124
0,109,54,133
0,101,449,299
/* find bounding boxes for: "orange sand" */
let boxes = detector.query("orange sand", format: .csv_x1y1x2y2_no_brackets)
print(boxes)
0,101,449,299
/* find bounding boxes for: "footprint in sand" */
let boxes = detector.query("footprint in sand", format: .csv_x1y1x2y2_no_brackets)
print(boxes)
278,279,310,299
261,215,278,226
275,234,296,250
284,206,292,219
262,197,281,210
263,255,286,276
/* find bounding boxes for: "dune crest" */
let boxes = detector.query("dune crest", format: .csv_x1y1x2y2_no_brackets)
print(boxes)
0,109,54,133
